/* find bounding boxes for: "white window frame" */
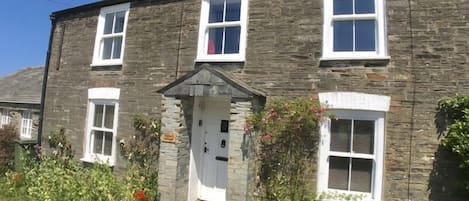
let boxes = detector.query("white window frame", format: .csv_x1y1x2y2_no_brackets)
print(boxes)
0,109,9,128
20,111,33,139
91,3,130,66
317,92,390,201
196,0,249,62
82,88,120,166
322,0,388,60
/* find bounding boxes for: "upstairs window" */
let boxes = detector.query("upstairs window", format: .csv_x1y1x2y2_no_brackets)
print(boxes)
21,111,33,139
197,0,248,62
92,3,130,66
0,109,9,128
322,0,387,59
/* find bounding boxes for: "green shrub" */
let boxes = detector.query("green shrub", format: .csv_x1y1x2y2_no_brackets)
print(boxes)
0,119,161,201
248,98,326,201
437,95,469,189
0,126,16,175
120,115,160,201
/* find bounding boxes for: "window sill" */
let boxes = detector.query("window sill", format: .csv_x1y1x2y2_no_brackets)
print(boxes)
90,61,122,71
319,56,390,67
90,61,123,67
195,55,245,63
80,156,115,166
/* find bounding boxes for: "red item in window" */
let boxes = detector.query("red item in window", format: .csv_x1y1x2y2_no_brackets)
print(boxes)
208,40,215,54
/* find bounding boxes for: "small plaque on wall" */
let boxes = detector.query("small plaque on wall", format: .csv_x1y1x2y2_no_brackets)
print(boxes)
161,132,177,144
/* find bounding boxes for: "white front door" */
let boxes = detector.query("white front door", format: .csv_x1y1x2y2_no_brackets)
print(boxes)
197,97,230,201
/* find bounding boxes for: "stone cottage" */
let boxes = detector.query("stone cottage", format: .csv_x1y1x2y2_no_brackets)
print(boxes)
41,0,469,201
0,67,43,141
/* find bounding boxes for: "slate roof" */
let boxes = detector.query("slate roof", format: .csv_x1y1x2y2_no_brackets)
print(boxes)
0,67,44,104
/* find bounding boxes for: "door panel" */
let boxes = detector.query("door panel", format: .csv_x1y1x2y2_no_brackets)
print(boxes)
198,97,230,201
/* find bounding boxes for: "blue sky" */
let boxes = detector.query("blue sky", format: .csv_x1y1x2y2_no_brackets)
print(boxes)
0,0,96,77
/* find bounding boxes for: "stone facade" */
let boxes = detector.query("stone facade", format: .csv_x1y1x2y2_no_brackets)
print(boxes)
41,0,469,200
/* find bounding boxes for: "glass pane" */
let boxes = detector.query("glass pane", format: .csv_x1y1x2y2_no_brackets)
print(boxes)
355,0,375,14
104,105,115,129
333,0,353,15
94,104,104,127
225,0,241,21
328,156,349,190
103,132,113,156
112,37,123,59
102,38,113,60
209,0,224,23
351,158,373,192
333,21,353,51
114,11,125,33
224,26,240,54
330,119,352,152
355,20,376,51
104,13,114,34
208,28,224,54
93,131,104,154
353,120,374,154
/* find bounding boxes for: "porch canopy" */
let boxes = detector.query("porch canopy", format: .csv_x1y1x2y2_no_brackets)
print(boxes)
157,65,265,100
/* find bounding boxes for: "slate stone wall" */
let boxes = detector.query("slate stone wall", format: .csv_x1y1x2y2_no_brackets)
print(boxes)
42,0,469,200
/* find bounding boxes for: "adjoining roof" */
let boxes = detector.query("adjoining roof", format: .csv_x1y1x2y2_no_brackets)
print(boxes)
158,65,266,99
0,67,44,105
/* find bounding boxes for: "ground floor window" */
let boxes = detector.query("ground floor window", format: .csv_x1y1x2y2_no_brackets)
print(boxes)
1,109,9,128
82,88,120,165
318,92,390,201
20,111,33,138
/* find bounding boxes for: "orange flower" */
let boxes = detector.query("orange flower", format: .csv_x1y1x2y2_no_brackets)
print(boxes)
133,190,145,200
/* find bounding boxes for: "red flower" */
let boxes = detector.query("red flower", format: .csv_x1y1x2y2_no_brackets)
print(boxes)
133,190,145,200
263,133,271,140
319,106,326,113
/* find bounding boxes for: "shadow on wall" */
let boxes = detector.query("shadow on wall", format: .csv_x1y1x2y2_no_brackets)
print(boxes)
428,110,469,201
428,146,469,201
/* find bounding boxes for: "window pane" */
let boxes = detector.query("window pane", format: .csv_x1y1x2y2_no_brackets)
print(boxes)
93,131,104,154
330,119,351,152
355,0,375,14
103,132,113,156
114,11,125,33
104,13,114,34
351,158,373,192
353,120,374,154
333,0,353,15
209,0,224,23
208,28,224,54
333,21,353,51
224,26,240,54
104,105,115,129
355,20,376,51
225,0,241,21
94,104,104,127
328,156,349,190
112,36,123,59
102,38,113,60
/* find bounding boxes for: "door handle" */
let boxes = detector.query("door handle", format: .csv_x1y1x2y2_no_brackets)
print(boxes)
204,146,209,153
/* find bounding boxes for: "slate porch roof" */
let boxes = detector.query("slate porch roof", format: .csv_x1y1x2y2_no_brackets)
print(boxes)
0,67,44,105
158,65,266,99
